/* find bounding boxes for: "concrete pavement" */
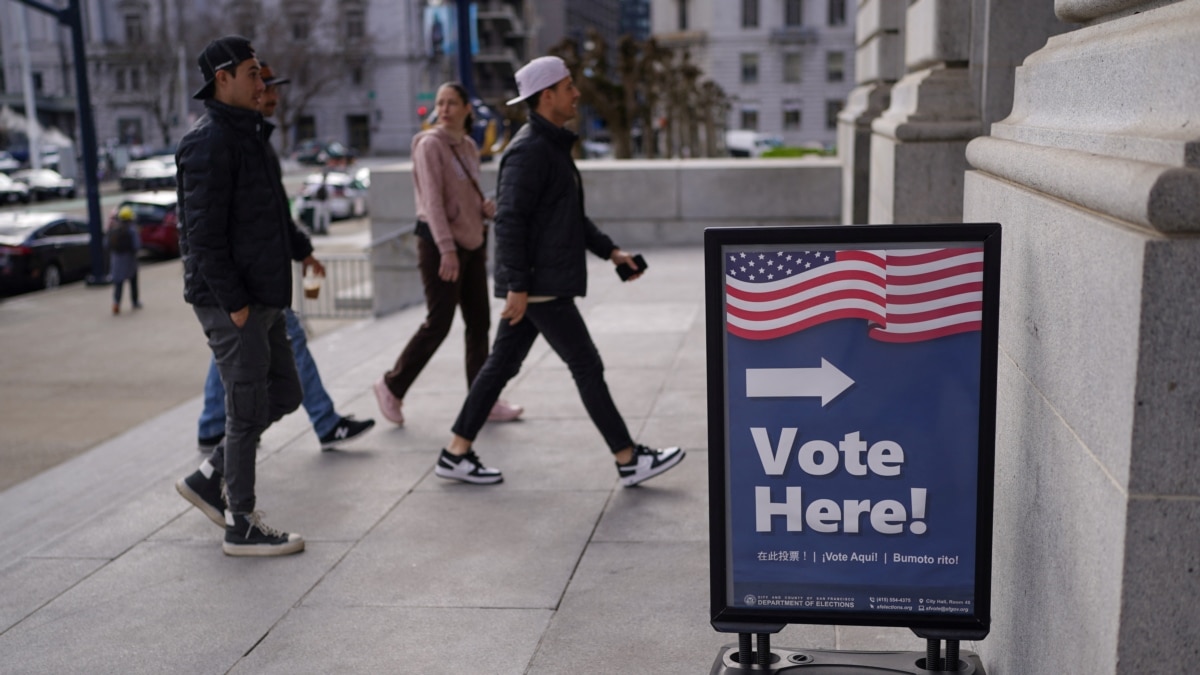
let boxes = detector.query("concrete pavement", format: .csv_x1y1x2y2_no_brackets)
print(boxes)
0,246,916,673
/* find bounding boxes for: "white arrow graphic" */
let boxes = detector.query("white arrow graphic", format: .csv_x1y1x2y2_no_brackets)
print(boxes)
745,359,855,406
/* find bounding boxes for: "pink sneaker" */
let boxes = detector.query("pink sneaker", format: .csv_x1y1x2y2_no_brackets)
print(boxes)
373,378,404,425
487,399,524,423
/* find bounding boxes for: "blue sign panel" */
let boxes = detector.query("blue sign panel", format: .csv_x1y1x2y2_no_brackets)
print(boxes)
706,225,1000,635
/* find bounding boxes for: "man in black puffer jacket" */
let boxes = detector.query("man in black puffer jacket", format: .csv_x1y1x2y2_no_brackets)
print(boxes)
173,36,321,557
434,56,684,488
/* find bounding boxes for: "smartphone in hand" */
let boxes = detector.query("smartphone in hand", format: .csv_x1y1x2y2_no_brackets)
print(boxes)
616,254,648,281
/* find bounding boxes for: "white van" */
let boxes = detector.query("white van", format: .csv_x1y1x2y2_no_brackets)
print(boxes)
725,130,784,157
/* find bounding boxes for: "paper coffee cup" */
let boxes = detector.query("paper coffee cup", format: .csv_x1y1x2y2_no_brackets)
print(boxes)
303,275,322,299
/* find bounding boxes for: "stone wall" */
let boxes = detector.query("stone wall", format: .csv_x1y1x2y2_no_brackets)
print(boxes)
368,157,842,315
963,1,1200,672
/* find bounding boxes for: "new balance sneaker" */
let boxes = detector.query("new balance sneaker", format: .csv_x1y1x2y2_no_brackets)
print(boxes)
223,510,305,557
434,448,504,485
197,433,224,453
487,399,524,423
319,416,376,450
175,459,226,527
373,378,404,425
616,444,686,487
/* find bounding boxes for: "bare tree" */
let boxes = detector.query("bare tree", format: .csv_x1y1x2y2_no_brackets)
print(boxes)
548,32,723,160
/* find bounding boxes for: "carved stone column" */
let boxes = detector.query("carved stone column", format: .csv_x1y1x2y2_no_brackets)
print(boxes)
868,0,977,224
838,0,904,224
964,1,1200,672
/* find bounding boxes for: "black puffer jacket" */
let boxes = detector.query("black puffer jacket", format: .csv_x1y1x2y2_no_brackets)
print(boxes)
493,112,616,298
176,100,313,311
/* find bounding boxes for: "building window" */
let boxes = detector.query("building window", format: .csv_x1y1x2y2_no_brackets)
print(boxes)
678,0,688,30
32,72,44,93
124,13,144,42
291,14,311,41
115,68,126,92
826,51,845,82
130,67,141,92
785,0,804,26
783,52,802,83
740,53,759,84
741,0,758,28
345,7,365,41
741,109,759,131
828,0,846,26
784,106,802,130
351,66,364,86
826,99,843,130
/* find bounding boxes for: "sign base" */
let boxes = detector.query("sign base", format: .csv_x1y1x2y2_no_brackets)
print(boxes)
710,644,986,674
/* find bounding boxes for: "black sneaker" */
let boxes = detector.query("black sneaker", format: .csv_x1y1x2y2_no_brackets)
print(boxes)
318,416,376,450
223,511,305,557
198,433,224,453
434,448,504,485
616,444,686,487
175,460,226,527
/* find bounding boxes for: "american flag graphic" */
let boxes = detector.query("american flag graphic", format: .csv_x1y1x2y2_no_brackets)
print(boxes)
725,248,984,342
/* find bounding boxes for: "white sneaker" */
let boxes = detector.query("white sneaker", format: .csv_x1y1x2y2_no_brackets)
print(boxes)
616,445,685,487
434,448,504,485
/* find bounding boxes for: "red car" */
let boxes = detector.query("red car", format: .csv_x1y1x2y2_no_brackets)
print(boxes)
109,192,179,257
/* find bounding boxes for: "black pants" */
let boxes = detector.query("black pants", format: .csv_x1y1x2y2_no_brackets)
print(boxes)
112,273,139,306
384,236,490,398
451,297,633,454
194,305,302,513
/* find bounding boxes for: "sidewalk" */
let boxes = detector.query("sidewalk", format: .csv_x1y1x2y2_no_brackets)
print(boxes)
0,246,913,673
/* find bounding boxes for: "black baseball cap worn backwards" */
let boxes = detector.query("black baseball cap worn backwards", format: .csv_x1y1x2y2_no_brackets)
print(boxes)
194,35,257,100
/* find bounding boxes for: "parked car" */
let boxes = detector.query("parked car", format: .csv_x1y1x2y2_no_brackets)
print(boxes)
120,156,176,191
0,151,19,173
0,212,95,290
110,192,179,257
292,139,357,166
294,169,370,233
0,174,30,205
10,168,76,201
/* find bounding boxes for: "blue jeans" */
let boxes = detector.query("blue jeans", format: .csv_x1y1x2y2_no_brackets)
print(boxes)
198,308,340,440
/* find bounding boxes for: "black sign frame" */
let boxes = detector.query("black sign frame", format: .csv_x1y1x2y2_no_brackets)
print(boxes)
706,223,1001,636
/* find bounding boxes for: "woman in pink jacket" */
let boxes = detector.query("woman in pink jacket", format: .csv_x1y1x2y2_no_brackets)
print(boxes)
374,82,523,425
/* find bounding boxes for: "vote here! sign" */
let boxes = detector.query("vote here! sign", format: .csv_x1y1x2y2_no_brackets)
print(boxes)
706,224,1000,634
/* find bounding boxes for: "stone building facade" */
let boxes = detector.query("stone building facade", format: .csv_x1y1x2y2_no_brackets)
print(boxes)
651,0,858,150
842,1,1200,672
0,0,620,160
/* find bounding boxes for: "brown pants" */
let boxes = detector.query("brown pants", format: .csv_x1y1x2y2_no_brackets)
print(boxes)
383,236,490,399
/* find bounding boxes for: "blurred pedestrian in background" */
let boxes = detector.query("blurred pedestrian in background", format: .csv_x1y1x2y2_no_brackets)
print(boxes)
108,205,141,314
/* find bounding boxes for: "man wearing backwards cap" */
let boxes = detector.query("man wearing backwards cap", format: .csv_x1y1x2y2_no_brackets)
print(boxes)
432,55,685,487
174,36,321,557
193,61,374,458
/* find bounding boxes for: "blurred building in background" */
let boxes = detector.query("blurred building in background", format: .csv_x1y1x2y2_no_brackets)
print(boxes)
651,0,856,150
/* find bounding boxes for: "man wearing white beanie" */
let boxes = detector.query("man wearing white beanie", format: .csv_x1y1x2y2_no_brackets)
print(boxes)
432,56,685,487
